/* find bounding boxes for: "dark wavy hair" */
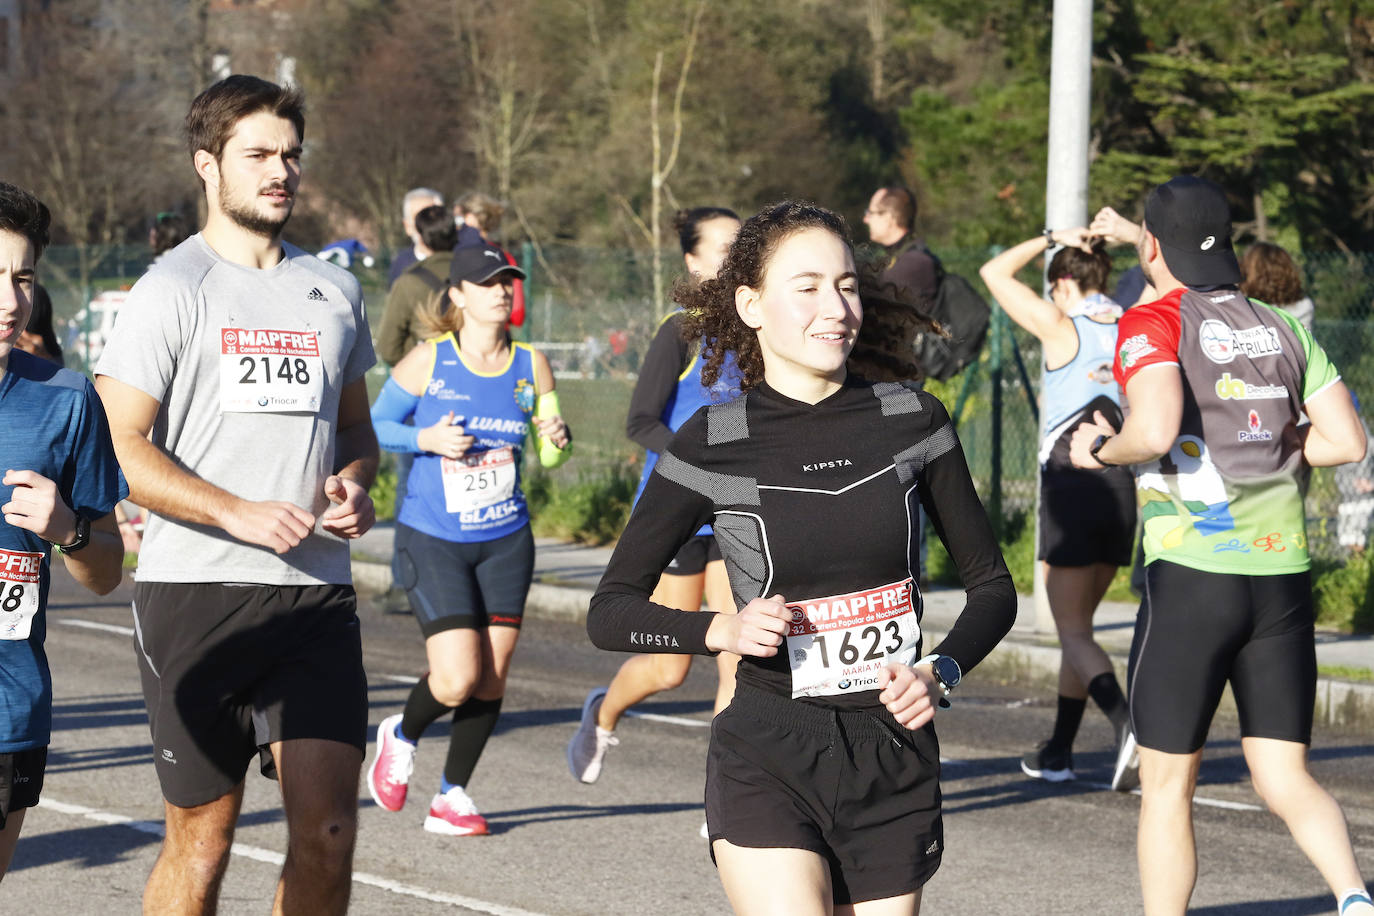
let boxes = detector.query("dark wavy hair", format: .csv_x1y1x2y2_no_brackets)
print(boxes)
1047,242,1112,294
0,181,51,260
677,200,937,391
415,204,458,252
186,75,305,179
1240,242,1304,307
673,206,740,256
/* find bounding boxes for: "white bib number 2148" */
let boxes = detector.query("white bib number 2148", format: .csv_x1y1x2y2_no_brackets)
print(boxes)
220,327,325,413
0,548,43,641
784,578,921,699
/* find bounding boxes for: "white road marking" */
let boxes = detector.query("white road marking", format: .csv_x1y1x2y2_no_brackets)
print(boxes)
624,710,711,728
56,623,1271,817
55,618,134,637
37,797,552,916
1075,782,1262,811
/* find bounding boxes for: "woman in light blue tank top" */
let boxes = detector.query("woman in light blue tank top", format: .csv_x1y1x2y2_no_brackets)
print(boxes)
367,243,571,836
566,208,742,799
980,229,1139,787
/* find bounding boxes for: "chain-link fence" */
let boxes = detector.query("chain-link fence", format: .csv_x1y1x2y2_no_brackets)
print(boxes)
35,242,1374,561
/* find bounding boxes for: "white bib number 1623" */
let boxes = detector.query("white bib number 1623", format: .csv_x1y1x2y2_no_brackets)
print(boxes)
0,548,42,641
784,578,921,699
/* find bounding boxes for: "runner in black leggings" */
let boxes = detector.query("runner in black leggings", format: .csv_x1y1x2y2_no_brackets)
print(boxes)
367,243,571,836
568,207,741,791
587,201,1016,914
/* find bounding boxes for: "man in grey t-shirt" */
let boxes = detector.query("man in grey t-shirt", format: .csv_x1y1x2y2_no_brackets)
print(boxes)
94,76,377,915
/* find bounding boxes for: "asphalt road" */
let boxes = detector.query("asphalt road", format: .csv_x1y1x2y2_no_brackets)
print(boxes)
6,569,1371,915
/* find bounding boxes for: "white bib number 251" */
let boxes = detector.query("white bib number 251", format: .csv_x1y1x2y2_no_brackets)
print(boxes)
784,578,921,699
442,447,518,514
220,327,325,413
0,548,42,641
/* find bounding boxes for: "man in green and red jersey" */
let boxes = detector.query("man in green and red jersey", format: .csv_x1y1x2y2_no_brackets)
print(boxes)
1071,176,1373,916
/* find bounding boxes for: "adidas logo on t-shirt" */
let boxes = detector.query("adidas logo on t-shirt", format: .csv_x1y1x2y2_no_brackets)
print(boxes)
307,287,327,301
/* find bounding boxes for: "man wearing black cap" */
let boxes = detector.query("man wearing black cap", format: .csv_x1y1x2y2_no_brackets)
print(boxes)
1070,176,1373,916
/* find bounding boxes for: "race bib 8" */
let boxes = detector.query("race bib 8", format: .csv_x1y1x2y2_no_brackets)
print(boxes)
442,446,518,514
220,327,325,413
0,548,43,641
785,578,921,699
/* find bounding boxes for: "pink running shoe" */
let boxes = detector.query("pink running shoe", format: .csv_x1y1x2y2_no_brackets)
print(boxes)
367,713,416,813
423,785,489,836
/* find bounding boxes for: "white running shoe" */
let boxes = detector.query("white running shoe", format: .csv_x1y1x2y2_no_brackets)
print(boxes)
567,687,618,784
424,785,489,836
367,713,416,812
1111,727,1140,792
1339,890,1374,915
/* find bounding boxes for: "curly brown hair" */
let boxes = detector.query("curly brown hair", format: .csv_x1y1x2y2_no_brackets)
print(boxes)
1240,242,1304,307
676,200,938,391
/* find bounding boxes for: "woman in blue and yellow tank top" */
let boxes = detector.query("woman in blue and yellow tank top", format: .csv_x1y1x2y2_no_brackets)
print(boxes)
979,229,1138,787
367,242,570,836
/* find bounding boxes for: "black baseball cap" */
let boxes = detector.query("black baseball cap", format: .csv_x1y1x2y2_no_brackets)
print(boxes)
449,242,526,285
1143,176,1242,287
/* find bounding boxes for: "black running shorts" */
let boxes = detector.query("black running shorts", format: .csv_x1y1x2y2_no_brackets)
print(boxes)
705,687,942,905
1037,468,1136,567
662,534,722,578
1129,561,1316,754
0,747,47,829
394,522,534,637
132,582,368,808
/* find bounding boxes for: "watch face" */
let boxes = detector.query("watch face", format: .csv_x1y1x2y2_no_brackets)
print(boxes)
934,656,961,689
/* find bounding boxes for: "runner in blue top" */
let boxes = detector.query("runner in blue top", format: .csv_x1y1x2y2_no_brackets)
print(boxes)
980,228,1139,789
367,242,570,836
0,183,126,878
567,207,742,791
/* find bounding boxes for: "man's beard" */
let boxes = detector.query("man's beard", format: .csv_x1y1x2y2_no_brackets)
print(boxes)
1136,238,1156,288
220,181,293,238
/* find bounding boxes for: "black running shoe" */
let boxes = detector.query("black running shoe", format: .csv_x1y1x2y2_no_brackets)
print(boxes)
1021,741,1075,782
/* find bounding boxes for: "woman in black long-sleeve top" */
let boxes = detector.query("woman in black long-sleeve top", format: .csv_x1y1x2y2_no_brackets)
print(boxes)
587,201,1016,915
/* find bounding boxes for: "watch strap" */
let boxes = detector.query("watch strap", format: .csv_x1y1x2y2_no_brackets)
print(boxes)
57,515,91,554
1089,434,1116,467
916,654,955,709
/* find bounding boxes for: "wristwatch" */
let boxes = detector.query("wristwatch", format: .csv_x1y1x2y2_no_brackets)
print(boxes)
1089,434,1116,467
917,654,962,708
1043,228,1056,245
57,515,91,554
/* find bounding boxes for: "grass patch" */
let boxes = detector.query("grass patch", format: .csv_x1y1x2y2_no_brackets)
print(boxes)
526,462,637,544
370,457,399,522
1312,548,1374,633
1317,664,1374,683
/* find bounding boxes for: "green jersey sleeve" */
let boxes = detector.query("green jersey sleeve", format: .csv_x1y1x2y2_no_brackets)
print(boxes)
1264,302,1340,402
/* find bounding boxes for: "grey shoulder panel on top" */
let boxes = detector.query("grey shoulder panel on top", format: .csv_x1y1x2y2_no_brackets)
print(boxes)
656,450,761,507
893,421,959,484
706,398,749,445
872,381,925,416
713,512,770,608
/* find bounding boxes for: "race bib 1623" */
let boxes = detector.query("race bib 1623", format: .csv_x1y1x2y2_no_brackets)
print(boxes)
784,578,921,699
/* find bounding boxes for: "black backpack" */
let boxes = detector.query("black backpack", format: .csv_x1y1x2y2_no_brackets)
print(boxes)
909,245,990,382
